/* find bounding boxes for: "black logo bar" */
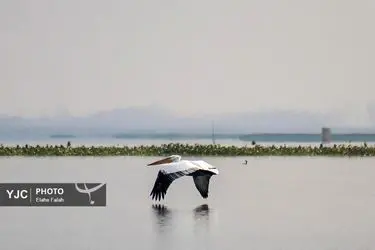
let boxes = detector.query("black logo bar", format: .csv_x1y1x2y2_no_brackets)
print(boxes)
0,183,106,207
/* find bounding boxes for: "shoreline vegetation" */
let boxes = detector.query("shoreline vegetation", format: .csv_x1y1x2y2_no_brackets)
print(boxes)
0,142,374,156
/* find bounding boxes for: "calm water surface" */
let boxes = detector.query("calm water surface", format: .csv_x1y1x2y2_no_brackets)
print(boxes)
1,156,375,250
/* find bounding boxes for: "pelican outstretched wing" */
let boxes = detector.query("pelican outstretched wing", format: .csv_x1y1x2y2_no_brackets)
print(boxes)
192,171,214,198
150,170,185,201
150,162,198,201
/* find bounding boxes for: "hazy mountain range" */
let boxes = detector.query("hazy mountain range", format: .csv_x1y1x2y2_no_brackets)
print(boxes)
0,105,374,137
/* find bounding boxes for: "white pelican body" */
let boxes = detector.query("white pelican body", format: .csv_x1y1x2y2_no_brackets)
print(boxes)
147,155,219,201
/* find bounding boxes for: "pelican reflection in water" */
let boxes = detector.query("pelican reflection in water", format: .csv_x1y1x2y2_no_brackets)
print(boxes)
152,204,210,219
151,204,211,231
193,204,210,218
193,204,211,237
151,204,212,250
151,204,172,232
152,204,170,215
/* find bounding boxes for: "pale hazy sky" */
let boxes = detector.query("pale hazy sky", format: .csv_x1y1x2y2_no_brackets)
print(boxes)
0,0,374,124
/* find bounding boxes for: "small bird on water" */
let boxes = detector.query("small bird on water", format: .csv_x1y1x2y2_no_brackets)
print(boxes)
242,160,248,165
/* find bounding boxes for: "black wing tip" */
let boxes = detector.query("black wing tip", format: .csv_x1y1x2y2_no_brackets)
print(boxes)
198,190,209,199
150,191,166,201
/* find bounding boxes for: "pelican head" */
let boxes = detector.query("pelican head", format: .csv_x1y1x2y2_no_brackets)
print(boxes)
147,155,181,166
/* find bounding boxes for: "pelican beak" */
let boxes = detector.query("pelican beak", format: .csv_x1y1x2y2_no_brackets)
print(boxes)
147,157,173,166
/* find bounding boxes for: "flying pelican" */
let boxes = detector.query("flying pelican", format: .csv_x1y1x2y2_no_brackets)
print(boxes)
147,155,219,201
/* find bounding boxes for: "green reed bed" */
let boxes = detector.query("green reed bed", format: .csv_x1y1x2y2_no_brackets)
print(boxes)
0,143,374,156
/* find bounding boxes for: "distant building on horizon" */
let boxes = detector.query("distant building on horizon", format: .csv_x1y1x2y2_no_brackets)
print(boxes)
321,127,332,143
